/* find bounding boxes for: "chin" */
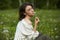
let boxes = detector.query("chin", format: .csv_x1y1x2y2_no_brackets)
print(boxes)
30,15,34,17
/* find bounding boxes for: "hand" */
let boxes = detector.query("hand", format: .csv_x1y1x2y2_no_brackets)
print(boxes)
35,17,40,25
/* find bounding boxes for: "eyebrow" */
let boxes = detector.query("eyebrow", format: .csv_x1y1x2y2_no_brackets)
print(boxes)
28,7,33,11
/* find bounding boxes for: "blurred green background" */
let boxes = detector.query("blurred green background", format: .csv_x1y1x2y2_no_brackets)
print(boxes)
0,0,60,40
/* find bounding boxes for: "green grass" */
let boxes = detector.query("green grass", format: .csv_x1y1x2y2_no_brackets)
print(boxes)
0,9,60,40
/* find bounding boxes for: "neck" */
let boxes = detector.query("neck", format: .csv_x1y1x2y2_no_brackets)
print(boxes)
24,15,32,24
24,15,31,20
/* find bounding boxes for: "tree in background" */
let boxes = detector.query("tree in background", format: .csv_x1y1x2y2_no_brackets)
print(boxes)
0,0,19,10
0,0,60,10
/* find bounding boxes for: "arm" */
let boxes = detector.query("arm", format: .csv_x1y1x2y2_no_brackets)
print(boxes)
33,17,40,32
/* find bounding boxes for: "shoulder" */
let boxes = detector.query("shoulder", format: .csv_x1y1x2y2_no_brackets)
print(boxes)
17,21,23,27
17,19,25,28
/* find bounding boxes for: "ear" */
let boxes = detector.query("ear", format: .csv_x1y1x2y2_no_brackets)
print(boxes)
24,13,26,15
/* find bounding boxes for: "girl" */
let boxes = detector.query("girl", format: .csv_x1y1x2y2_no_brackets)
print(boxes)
14,2,51,40
14,2,40,40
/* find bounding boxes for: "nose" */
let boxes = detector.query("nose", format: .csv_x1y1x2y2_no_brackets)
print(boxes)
31,9,34,12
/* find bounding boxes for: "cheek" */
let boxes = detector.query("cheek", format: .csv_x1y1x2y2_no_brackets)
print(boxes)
29,9,34,15
28,11,33,15
29,11,32,13
26,10,34,16
26,11,34,17
26,11,31,14
29,11,34,16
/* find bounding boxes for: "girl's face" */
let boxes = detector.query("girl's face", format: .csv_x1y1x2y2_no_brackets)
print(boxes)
25,5,34,17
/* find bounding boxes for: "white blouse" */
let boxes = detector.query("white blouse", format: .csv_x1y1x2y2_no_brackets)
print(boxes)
14,19,39,40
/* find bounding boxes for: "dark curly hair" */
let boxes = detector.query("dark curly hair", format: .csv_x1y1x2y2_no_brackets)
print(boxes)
19,2,34,20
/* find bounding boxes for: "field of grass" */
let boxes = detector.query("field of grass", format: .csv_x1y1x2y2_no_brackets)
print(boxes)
0,9,60,40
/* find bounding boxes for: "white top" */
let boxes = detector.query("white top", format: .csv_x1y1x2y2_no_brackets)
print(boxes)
14,19,39,40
